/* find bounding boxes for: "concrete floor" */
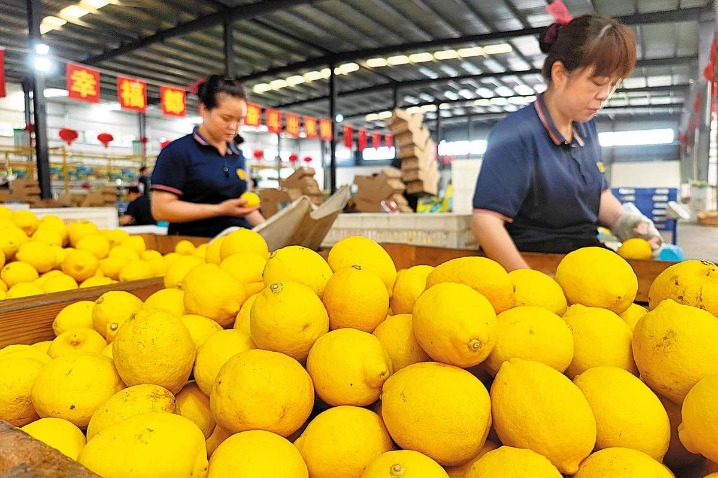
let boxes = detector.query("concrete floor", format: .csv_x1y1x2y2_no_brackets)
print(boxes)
669,221,718,262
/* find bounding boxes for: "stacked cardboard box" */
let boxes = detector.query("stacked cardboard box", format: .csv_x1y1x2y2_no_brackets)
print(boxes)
351,167,412,213
80,186,119,207
0,179,62,207
388,108,440,196
258,188,303,219
280,167,323,206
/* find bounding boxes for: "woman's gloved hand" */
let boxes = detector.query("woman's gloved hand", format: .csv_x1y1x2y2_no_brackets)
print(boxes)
611,213,663,250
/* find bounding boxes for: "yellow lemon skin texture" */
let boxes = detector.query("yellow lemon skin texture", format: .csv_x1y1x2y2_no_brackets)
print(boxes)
678,374,718,463
361,450,449,478
21,417,86,460
78,411,208,478
465,446,563,478
659,395,704,469
372,313,431,372
182,264,246,327
208,430,307,478
573,365,670,460
322,265,389,332
47,327,107,358
632,299,718,403
327,236,397,294
0,356,44,426
390,265,434,315
648,260,718,316
294,406,394,478
380,362,492,467
193,329,254,396
444,440,499,478
508,268,567,315
490,358,596,475
176,381,215,439
239,191,261,208
618,237,653,260
573,447,675,478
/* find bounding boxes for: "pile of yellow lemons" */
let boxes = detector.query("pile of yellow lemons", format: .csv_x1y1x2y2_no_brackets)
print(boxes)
1,216,718,478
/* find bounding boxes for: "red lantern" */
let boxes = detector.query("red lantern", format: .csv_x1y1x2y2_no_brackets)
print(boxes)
97,132,114,148
303,156,312,164
25,123,34,133
139,136,148,144
58,128,79,146
160,139,171,149
289,153,299,164
253,149,264,160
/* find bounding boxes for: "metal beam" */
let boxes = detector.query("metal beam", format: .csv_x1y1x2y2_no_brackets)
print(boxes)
237,6,710,83
83,0,321,66
224,20,235,77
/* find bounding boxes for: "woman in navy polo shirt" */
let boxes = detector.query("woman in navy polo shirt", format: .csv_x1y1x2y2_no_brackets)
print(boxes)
150,75,264,237
471,14,661,271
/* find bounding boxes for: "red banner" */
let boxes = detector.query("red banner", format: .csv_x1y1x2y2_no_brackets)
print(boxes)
385,134,393,148
117,76,147,112
343,125,353,148
245,103,261,127
159,85,186,117
285,113,300,138
66,63,100,103
0,49,5,98
372,132,381,149
358,128,367,151
304,116,318,138
319,118,333,141
265,108,282,134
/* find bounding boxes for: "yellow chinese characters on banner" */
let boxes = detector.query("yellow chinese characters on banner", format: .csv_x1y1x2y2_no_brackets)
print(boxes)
265,108,282,134
319,118,333,141
304,116,318,138
160,85,186,117
66,63,100,103
285,113,300,138
117,76,147,112
245,103,262,127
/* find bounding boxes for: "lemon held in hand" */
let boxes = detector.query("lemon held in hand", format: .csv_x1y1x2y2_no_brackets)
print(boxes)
240,191,260,208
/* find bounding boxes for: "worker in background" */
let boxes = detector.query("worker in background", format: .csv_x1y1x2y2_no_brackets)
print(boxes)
150,75,265,237
471,12,661,271
137,165,150,195
119,186,156,226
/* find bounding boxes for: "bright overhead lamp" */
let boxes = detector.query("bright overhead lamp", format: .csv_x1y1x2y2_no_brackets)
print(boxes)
387,55,410,65
80,0,109,8
444,91,459,101
365,113,379,121
34,43,50,55
336,62,359,74
303,71,323,81
60,5,91,19
496,86,515,97
420,104,437,112
31,56,55,73
508,96,528,105
335,114,344,123
514,84,535,96
483,43,513,55
366,57,388,68
43,88,68,97
406,106,421,114
434,49,459,60
269,79,287,89
439,103,451,109
286,75,305,86
40,16,66,33
409,52,434,63
318,68,331,79
252,83,272,94
489,97,508,105
458,46,484,57
476,87,494,98
377,111,393,119
474,99,491,106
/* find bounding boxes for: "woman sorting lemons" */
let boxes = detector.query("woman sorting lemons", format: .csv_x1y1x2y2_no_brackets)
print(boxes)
151,75,265,237
471,12,661,271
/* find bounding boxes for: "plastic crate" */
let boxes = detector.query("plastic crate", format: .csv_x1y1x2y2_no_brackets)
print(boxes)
611,187,678,244
29,207,119,229
321,213,477,250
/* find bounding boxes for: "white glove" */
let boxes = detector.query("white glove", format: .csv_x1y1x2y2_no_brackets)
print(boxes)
611,213,663,249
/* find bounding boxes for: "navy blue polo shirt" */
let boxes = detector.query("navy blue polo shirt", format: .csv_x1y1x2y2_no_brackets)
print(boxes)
472,94,608,249
150,127,250,237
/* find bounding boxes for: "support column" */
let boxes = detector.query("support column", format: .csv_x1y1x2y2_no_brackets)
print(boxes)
329,64,337,193
21,80,32,127
224,20,235,78
392,85,399,110
27,0,52,199
138,113,147,161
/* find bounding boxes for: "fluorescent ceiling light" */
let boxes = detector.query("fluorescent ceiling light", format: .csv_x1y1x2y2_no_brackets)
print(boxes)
318,68,331,79
458,89,474,99
508,96,528,105
420,104,437,112
34,43,50,55
409,52,434,63
483,43,513,55
32,56,54,73
60,5,91,19
365,113,379,121
514,84,535,96
252,83,272,94
335,62,359,74
286,75,305,86
489,97,508,105
269,79,287,89
474,99,491,106
434,49,459,60
406,106,421,114
496,86,515,97
476,87,494,98
444,90,459,101
366,58,388,68
44,88,68,98
335,114,343,123
458,46,484,57
439,103,451,109
80,0,109,8
417,66,439,79
303,71,323,81
387,55,410,65
377,111,393,119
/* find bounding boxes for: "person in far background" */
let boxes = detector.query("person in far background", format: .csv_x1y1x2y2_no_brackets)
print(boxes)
137,165,150,195
119,186,156,226
150,75,265,237
471,10,662,272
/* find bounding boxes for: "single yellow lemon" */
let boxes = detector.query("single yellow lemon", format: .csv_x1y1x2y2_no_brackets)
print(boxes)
572,448,675,478
327,236,397,294
76,234,111,259
0,356,44,426
21,417,86,460
180,313,223,349
466,446,563,478
47,327,107,358
16,241,56,273
219,228,269,261
176,381,215,439
361,450,449,478
323,265,389,332
372,313,431,372
678,373,718,463
262,245,333,296
618,237,653,260
182,264,246,327
193,329,254,395
92,290,143,340
390,265,433,314
648,260,718,316
508,268,567,315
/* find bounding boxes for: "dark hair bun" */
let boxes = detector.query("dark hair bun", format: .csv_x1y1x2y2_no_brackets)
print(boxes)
539,23,562,54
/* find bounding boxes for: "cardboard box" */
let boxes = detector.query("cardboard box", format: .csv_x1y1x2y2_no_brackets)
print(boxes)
387,108,424,135
397,144,425,160
394,127,430,150
353,197,384,213
281,176,318,189
259,188,303,218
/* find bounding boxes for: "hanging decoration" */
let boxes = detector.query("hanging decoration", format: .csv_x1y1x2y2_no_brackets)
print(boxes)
265,108,282,134
160,139,171,149
343,125,353,148
25,124,34,133
245,103,262,127
0,48,6,98
385,134,393,148
160,85,187,117
303,156,312,165
116,76,147,113
304,116,318,138
319,118,333,141
58,128,79,146
188,77,206,95
66,63,100,103
285,113,301,138
289,153,299,166
97,132,114,148
357,128,368,151
372,132,381,149
253,149,264,160
139,136,148,144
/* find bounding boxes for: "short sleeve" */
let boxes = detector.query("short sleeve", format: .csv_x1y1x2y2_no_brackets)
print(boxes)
150,142,190,197
124,199,138,218
472,122,533,220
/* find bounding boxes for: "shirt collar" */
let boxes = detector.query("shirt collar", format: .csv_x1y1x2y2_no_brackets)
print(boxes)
533,93,585,147
192,126,241,155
